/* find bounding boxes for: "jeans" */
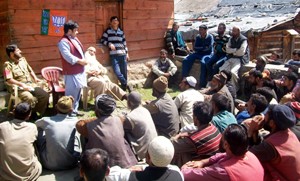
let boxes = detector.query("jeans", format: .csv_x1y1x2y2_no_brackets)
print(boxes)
199,55,212,88
206,53,227,81
182,53,208,78
111,55,127,87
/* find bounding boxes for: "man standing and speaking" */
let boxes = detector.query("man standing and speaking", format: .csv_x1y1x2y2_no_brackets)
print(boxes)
58,20,87,116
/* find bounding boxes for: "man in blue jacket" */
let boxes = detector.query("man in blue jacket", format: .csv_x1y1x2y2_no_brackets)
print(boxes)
181,25,214,88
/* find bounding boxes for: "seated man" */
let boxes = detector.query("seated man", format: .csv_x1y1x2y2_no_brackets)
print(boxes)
201,72,235,113
174,76,204,127
171,101,222,167
182,124,264,181
206,23,230,85
165,22,190,57
35,96,79,170
120,91,157,160
247,105,300,180
107,136,183,181
3,44,49,118
219,26,249,90
144,49,177,88
80,148,110,181
285,49,300,66
76,94,137,168
0,102,42,180
144,76,179,138
266,51,283,65
182,25,214,88
273,72,298,103
211,93,237,133
85,46,127,100
236,93,268,124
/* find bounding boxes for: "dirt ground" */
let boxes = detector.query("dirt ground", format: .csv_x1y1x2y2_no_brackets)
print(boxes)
174,0,219,15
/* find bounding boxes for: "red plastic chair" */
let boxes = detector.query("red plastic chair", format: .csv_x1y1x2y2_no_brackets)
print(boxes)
41,66,65,107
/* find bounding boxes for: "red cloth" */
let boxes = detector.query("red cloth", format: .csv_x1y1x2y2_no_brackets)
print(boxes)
264,129,300,181
59,35,84,75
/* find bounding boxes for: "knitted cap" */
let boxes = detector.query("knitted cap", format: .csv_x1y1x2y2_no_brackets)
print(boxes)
56,96,74,114
148,136,174,167
95,94,116,116
270,104,296,130
185,76,197,87
153,76,168,93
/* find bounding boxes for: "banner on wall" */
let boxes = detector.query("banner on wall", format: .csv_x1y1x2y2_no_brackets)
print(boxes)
41,9,68,36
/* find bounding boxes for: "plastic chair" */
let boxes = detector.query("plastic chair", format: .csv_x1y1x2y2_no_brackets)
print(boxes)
41,66,65,107
6,85,20,116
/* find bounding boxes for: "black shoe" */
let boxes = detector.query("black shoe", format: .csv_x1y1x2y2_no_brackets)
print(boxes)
127,85,133,93
121,84,127,91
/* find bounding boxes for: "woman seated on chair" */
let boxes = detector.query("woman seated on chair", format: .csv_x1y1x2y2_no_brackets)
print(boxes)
84,46,127,100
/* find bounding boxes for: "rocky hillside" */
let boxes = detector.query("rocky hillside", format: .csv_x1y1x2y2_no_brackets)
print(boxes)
174,0,219,18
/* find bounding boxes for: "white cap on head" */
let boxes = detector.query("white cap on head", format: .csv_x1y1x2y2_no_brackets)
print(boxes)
185,76,197,87
148,136,174,167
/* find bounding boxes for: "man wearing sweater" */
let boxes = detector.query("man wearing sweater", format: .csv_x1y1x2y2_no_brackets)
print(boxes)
182,25,214,88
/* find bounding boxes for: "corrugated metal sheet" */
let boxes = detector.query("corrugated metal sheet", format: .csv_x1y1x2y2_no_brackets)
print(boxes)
219,0,297,6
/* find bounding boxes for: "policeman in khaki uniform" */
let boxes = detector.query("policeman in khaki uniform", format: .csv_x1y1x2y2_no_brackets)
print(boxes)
3,44,49,116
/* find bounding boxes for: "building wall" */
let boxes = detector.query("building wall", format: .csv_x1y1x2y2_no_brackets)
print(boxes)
0,0,174,76
0,0,10,69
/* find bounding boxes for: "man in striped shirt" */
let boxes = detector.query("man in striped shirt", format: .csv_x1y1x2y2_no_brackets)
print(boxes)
101,16,130,91
171,101,221,167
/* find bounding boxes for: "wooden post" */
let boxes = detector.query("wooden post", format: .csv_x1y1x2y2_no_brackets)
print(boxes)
284,29,299,61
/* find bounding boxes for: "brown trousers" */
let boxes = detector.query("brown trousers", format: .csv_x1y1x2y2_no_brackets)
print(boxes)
87,76,126,100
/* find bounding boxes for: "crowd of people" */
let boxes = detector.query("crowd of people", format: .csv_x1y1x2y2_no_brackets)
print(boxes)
1,17,300,181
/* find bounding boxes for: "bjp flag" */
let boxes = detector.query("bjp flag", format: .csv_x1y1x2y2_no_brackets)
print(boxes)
41,9,67,36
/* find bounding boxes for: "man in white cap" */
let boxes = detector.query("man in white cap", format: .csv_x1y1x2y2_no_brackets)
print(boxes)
35,96,79,170
174,76,204,127
219,26,249,90
107,136,183,181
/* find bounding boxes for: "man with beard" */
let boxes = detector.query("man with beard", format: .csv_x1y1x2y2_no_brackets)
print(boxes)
174,76,204,127
3,44,49,118
182,124,264,181
200,72,234,113
219,26,249,90
249,105,300,180
206,23,230,83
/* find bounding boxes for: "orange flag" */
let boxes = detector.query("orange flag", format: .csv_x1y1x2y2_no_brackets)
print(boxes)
48,10,68,36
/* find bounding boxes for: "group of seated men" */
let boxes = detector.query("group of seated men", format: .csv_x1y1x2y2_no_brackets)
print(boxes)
1,66,300,180
1,21,300,181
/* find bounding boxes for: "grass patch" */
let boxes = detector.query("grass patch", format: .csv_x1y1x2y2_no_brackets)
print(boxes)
0,87,181,121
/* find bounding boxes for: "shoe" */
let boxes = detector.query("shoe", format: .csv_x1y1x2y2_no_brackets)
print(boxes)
121,94,128,101
121,84,127,91
127,85,133,93
69,112,84,117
